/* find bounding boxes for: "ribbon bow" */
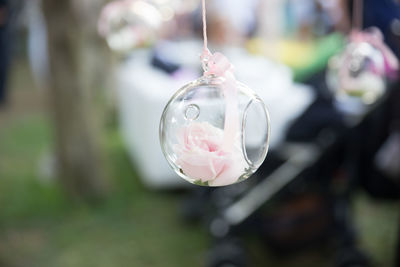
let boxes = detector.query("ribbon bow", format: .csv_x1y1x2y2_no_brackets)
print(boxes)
201,50,239,152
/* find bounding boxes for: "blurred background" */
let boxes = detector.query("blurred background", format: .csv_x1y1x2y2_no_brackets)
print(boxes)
0,0,399,266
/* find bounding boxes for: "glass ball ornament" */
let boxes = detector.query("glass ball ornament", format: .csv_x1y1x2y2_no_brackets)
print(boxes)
98,0,162,53
327,40,386,105
159,74,270,187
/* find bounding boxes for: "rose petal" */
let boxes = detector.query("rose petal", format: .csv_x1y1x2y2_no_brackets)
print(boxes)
175,122,245,184
209,153,246,186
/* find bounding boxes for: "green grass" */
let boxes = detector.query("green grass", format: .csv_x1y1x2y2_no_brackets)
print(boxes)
354,193,400,267
0,114,69,221
0,114,208,267
0,110,398,267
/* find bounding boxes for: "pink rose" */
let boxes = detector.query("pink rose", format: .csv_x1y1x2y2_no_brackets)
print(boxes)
174,122,246,186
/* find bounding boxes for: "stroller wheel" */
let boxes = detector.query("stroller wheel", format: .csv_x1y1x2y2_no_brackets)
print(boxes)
207,239,247,267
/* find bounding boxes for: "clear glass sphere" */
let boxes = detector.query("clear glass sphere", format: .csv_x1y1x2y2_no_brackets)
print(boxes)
327,41,386,105
159,75,270,187
98,0,162,53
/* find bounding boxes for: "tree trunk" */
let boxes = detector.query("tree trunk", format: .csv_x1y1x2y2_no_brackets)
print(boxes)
42,0,109,200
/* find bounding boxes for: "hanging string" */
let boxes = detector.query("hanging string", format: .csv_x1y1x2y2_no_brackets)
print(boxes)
352,0,363,30
202,0,208,53
201,0,211,71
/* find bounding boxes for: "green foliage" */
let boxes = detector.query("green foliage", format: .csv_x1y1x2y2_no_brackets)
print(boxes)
193,180,209,186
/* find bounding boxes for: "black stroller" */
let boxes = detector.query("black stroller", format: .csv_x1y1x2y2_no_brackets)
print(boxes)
181,71,400,267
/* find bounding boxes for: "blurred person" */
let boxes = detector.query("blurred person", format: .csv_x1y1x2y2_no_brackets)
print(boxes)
194,0,260,47
256,0,339,41
319,0,352,33
256,0,285,40
284,0,340,39
210,0,259,39
25,0,48,90
285,0,317,39
0,0,9,107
